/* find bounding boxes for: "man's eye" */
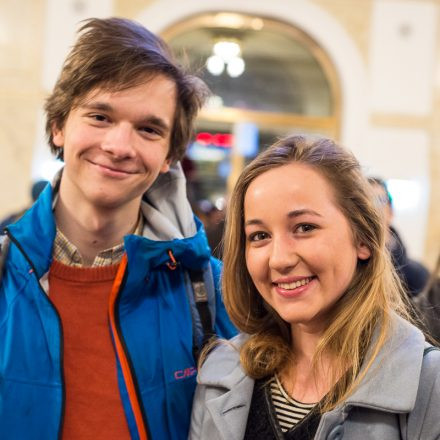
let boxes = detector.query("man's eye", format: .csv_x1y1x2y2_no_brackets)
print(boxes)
90,114,107,122
140,126,161,136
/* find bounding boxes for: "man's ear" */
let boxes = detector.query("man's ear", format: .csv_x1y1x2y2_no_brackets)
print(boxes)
159,158,171,174
357,243,371,260
52,123,64,147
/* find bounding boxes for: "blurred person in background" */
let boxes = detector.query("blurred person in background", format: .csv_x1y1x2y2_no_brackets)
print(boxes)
190,135,440,440
414,253,440,343
368,177,429,297
0,17,236,440
0,179,48,230
197,199,226,259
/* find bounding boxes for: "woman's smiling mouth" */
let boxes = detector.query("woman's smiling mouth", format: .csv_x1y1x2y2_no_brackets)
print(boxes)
276,276,315,290
273,276,317,298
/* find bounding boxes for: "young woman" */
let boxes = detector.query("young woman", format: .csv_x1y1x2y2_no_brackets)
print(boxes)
189,135,440,440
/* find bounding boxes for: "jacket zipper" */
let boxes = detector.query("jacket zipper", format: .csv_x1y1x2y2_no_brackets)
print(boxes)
109,254,151,440
5,229,66,440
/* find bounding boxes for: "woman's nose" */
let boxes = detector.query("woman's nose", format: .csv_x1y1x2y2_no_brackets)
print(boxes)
268,237,299,272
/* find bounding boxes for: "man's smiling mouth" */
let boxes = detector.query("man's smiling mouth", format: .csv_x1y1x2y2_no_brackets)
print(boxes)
88,160,137,175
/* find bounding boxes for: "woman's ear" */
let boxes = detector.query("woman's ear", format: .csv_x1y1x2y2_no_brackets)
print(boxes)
357,243,371,260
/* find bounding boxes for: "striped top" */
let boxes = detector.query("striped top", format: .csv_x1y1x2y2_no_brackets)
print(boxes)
270,375,317,433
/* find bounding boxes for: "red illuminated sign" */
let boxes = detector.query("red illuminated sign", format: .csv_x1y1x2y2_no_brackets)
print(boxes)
196,132,233,148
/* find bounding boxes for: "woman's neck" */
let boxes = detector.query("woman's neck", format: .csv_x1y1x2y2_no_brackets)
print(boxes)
280,324,337,404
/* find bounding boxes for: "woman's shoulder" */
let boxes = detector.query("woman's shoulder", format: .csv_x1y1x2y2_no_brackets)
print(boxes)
388,313,424,345
420,344,440,377
198,333,249,386
406,344,440,438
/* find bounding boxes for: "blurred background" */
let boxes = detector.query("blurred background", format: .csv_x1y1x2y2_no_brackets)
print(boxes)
0,0,439,269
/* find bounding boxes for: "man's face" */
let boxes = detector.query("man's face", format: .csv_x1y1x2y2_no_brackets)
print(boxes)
52,75,176,211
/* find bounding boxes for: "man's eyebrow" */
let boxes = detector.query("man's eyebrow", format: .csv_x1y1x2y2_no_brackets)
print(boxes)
81,101,113,112
244,209,322,227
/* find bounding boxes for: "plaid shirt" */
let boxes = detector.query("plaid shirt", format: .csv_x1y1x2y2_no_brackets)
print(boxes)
53,214,144,267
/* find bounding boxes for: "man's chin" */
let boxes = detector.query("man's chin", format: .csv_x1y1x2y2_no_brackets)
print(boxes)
86,191,141,211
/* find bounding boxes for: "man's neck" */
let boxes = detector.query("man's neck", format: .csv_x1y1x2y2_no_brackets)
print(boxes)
54,187,141,266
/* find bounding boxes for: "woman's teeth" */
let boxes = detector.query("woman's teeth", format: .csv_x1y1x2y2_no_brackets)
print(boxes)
278,277,313,290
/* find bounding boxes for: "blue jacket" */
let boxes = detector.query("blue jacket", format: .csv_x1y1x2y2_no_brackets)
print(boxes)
0,165,236,439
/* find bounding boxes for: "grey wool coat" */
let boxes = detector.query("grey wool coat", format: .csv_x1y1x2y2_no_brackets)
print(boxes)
189,316,440,440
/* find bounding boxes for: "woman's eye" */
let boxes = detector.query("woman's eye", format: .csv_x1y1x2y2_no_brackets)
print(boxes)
296,224,316,233
248,231,269,242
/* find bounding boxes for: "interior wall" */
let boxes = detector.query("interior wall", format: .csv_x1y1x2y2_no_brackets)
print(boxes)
0,0,46,218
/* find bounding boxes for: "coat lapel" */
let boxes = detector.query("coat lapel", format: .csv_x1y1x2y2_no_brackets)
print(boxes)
205,374,254,440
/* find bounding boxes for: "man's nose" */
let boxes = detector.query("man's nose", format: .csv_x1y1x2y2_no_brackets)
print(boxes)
101,124,136,158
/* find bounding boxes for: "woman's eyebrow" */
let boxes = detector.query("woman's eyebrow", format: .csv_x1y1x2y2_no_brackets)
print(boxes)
244,218,263,227
245,209,322,227
287,209,322,218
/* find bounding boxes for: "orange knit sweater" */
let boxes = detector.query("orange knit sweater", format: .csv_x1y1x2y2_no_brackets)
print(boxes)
49,259,131,439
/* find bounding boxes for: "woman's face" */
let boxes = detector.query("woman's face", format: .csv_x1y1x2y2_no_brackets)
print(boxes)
244,162,370,333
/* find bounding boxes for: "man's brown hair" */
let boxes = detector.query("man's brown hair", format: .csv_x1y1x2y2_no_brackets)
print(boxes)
45,17,209,162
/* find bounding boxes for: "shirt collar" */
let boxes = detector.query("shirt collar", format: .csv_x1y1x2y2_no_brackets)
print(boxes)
53,212,144,268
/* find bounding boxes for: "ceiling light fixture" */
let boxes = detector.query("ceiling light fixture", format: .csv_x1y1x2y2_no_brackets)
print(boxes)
206,39,245,78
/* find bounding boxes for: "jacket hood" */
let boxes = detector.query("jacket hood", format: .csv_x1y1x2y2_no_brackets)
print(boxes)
141,161,197,241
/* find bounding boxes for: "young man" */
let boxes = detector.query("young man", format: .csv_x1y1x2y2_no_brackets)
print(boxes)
0,18,236,439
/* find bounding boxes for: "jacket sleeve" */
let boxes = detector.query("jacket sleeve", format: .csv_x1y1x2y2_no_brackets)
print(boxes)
407,347,440,439
210,257,238,339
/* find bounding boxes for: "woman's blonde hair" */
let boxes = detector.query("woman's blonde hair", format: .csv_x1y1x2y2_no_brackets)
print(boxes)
222,135,409,411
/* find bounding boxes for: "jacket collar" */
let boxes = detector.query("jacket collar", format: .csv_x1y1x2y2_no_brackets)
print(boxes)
198,334,254,440
344,314,425,413
123,216,211,276
6,181,56,278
